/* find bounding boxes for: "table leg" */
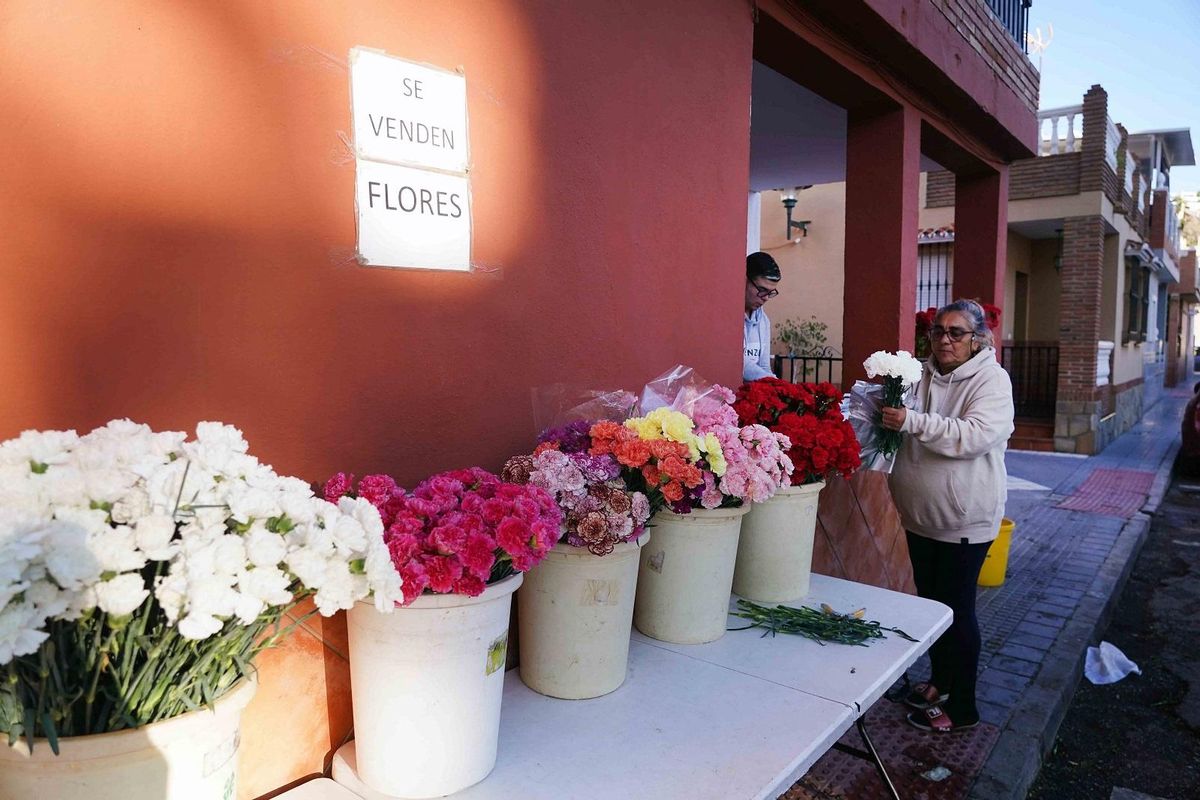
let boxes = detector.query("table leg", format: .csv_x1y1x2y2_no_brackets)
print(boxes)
830,717,901,800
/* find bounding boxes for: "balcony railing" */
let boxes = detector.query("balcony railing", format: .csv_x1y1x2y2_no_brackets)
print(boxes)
1036,105,1119,171
1000,343,1059,419
1037,105,1082,156
772,353,842,385
985,0,1032,52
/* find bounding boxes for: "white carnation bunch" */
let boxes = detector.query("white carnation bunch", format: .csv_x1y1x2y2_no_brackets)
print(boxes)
0,419,403,665
863,350,924,386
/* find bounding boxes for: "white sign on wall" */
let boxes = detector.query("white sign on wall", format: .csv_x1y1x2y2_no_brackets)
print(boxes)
355,160,471,270
350,47,471,271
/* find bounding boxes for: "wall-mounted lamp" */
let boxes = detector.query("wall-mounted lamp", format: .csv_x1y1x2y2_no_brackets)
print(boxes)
781,188,812,239
1053,227,1064,272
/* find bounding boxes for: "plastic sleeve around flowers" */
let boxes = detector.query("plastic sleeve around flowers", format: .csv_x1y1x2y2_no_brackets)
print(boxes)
531,385,638,434
841,381,906,473
637,364,728,416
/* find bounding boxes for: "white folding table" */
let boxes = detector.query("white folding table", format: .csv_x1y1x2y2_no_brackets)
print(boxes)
325,574,951,800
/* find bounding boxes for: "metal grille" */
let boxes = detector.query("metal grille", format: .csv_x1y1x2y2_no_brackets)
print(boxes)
772,353,842,385
985,0,1032,52
916,242,954,311
1000,343,1058,419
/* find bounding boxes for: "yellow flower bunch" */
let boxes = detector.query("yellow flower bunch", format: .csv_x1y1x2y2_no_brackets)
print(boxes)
623,409,727,476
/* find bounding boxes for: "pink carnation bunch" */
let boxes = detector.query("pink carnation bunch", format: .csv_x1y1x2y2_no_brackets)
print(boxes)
693,385,794,509
322,468,562,605
711,423,793,504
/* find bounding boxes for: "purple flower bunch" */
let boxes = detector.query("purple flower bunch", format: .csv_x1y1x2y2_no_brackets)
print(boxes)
503,422,651,556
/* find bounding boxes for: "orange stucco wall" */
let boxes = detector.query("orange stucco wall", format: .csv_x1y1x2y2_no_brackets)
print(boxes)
0,2,754,795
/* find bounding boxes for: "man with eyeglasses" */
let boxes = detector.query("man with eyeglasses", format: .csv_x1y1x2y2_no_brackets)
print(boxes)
743,251,782,382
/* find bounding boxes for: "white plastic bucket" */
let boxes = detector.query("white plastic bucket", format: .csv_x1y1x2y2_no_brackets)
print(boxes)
0,679,255,800
733,481,825,602
346,573,522,799
633,506,749,644
518,534,646,699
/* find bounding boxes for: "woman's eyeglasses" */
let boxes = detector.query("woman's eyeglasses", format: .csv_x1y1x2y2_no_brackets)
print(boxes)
753,283,779,300
928,326,972,342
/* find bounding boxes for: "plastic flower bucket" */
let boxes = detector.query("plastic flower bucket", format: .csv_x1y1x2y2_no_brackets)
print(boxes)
0,680,255,800
733,481,825,602
518,534,647,699
343,573,522,799
634,506,749,644
978,518,1015,587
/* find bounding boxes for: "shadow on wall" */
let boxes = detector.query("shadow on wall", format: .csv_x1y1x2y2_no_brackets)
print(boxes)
0,0,752,491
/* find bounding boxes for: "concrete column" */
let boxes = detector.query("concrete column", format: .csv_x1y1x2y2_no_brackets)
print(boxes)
1054,215,1106,453
953,167,1009,307
842,105,921,387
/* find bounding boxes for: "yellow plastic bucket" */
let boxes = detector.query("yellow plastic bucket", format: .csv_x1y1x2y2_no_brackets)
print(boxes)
978,518,1015,587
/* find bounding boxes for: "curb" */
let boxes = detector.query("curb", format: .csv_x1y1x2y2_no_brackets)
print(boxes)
968,510,1153,800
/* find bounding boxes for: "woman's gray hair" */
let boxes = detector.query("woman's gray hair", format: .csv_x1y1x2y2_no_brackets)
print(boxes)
936,298,994,349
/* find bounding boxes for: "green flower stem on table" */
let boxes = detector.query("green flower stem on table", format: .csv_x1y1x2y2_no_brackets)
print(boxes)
729,599,918,646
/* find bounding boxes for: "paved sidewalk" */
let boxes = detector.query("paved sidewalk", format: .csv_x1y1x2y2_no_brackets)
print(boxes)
785,387,1192,800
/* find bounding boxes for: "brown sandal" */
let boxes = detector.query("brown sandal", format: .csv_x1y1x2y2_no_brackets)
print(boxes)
902,682,948,711
906,706,979,733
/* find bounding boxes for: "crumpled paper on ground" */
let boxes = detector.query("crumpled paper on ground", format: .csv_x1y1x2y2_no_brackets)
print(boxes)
1084,641,1141,684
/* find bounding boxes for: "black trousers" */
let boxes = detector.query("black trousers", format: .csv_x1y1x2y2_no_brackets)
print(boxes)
906,531,992,722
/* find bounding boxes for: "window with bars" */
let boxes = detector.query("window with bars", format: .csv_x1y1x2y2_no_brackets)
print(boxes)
1125,261,1151,343
916,242,954,311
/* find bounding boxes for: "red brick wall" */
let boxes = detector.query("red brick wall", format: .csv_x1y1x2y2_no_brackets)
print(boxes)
926,153,1081,207
1079,85,1120,204
1057,215,1107,402
927,0,1038,112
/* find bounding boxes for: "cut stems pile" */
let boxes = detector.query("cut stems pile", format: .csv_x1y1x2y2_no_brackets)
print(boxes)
729,599,918,646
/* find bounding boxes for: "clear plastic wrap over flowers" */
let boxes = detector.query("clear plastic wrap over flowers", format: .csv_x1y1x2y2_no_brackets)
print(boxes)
841,381,898,473
636,364,728,417
531,384,637,435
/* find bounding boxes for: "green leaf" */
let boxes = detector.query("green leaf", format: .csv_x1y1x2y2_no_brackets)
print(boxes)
41,713,59,755
29,460,49,474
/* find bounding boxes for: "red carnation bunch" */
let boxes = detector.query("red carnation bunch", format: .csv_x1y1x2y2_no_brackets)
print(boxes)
322,468,562,605
981,303,1002,331
915,307,937,359
733,378,861,485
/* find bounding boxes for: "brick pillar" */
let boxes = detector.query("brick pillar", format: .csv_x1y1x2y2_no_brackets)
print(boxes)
1166,295,1182,387
842,105,921,387
953,167,1009,307
1079,85,1110,196
1054,215,1106,453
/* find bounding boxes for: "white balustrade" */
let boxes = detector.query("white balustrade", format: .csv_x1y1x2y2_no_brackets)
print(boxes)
1096,340,1115,386
1105,116,1120,171
1037,105,1083,156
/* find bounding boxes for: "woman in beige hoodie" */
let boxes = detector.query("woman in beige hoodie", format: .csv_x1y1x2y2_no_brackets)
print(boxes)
882,299,1014,733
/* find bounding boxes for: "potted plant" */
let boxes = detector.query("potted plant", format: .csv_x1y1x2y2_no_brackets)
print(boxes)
322,468,561,799
502,421,652,700
731,378,862,602
605,389,793,645
0,420,402,800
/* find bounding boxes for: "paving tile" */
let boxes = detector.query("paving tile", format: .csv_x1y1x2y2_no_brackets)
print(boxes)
977,682,1022,707
996,643,1049,664
977,667,1031,691
977,700,1010,727
988,655,1040,677
1025,610,1069,628
1006,632,1056,651
1036,602,1077,617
